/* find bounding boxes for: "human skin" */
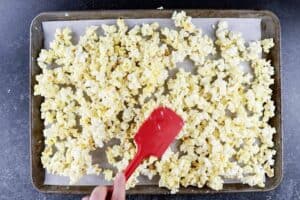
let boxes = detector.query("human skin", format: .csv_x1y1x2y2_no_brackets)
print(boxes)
82,172,126,200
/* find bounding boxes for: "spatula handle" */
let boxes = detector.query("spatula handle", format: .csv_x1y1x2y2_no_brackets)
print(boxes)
124,149,145,181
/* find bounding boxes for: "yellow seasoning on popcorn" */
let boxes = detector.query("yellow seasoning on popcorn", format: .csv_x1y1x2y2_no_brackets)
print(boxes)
34,11,276,192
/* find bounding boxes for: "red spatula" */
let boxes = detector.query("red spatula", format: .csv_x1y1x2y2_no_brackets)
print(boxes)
104,107,184,199
123,106,184,181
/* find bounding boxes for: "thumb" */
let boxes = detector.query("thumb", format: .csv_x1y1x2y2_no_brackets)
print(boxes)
111,172,126,200
89,185,108,200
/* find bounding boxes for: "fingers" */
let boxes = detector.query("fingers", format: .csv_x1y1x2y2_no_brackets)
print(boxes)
83,172,125,200
89,186,108,200
112,172,126,200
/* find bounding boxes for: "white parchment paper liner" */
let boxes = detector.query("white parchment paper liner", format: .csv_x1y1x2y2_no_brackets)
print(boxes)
42,18,261,185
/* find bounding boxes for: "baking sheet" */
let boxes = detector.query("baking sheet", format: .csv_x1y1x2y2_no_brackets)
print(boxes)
42,18,261,186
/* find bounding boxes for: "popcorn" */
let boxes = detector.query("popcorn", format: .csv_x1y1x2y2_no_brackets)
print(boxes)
103,169,113,181
261,38,275,53
34,11,276,193
172,11,196,33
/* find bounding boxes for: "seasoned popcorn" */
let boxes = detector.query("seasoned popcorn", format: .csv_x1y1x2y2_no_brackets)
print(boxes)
34,11,276,192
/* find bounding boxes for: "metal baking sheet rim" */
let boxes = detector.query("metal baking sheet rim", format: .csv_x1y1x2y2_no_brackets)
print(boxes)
29,9,282,195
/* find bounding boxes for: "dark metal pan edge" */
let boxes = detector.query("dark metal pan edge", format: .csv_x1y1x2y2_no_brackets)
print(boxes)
30,9,282,194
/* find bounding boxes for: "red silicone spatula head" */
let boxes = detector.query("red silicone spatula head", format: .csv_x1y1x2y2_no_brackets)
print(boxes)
134,106,184,157
124,106,184,180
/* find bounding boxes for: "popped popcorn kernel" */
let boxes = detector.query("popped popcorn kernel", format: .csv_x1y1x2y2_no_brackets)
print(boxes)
35,11,276,193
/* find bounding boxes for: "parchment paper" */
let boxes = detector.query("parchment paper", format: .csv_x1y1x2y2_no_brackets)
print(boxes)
42,17,261,186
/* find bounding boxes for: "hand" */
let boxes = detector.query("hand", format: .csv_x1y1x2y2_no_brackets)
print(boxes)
82,172,126,200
